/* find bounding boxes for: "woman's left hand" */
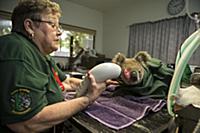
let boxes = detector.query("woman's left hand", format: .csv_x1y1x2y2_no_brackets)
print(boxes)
62,77,82,92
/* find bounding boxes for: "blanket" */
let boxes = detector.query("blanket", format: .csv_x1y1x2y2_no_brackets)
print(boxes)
64,86,166,130
84,95,166,130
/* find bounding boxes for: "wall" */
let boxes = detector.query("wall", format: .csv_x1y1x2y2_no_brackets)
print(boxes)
0,0,103,53
0,0,199,59
103,0,200,58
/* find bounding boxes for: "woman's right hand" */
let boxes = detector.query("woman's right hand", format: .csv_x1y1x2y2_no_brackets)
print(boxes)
85,71,106,104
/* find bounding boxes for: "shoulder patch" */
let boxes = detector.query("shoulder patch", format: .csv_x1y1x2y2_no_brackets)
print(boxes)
10,88,32,115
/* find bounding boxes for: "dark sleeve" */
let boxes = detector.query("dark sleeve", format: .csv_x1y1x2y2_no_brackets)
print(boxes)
55,64,67,81
50,57,66,82
0,60,49,124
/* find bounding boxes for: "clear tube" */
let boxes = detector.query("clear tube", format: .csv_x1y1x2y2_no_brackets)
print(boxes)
167,29,200,116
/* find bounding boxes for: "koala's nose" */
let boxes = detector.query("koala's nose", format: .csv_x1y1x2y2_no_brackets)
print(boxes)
131,71,138,80
131,71,137,77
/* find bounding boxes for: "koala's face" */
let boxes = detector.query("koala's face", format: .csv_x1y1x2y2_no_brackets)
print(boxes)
120,59,144,85
112,53,144,85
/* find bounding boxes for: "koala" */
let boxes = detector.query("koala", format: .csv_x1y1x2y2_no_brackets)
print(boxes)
111,51,174,98
112,51,151,85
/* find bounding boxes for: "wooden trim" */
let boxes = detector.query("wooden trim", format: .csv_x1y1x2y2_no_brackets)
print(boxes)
61,23,96,35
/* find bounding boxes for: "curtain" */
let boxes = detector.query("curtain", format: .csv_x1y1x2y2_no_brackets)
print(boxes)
128,14,200,65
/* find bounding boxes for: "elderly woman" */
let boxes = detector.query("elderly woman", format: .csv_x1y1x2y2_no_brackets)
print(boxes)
0,0,106,132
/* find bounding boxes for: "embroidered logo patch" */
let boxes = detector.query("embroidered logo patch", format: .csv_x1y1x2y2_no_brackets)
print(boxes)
10,88,32,115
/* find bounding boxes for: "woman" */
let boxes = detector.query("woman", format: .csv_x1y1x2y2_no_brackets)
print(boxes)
0,0,106,132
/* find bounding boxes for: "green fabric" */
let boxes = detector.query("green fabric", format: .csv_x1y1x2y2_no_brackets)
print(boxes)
115,57,174,99
180,64,192,87
0,32,66,131
46,55,66,82
115,57,192,99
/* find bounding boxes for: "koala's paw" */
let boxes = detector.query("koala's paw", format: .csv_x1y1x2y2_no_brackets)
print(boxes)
176,85,200,107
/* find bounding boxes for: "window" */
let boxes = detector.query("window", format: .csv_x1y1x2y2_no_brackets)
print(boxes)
0,10,12,36
51,23,96,57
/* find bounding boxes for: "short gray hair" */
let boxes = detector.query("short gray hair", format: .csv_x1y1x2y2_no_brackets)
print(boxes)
11,0,61,33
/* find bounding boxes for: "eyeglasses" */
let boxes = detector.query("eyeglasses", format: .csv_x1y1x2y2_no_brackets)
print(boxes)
31,19,62,31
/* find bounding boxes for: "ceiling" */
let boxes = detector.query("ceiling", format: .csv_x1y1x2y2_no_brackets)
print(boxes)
66,0,135,12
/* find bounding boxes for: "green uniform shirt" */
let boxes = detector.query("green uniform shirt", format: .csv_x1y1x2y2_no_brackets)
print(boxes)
0,32,66,131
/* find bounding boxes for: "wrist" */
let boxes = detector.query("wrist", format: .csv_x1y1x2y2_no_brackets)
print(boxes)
83,95,92,105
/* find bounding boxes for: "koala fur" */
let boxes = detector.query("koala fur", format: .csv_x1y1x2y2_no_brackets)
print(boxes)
111,51,174,98
112,51,151,85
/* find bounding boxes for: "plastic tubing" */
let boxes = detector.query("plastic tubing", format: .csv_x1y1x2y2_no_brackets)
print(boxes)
175,30,200,65
167,29,200,116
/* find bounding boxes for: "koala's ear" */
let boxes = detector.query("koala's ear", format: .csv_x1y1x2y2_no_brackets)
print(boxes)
134,51,151,63
112,53,126,65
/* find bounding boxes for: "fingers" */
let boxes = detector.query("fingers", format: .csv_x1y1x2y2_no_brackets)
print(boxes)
87,71,106,88
87,71,96,86
84,71,106,103
106,79,119,86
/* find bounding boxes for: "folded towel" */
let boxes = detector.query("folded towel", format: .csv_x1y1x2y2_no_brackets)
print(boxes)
84,95,166,130
64,86,166,130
